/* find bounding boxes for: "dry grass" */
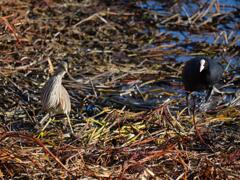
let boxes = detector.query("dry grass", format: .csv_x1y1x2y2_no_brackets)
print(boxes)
0,0,240,179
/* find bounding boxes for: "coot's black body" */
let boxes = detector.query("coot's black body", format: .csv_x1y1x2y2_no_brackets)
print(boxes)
182,57,223,100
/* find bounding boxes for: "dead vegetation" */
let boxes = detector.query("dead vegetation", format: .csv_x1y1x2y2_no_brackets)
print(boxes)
0,0,240,179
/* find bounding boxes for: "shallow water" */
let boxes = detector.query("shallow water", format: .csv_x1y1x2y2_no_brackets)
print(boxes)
106,0,240,111
138,0,240,63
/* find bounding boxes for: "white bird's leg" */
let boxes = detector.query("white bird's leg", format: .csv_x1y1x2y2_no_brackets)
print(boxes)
39,113,49,125
41,112,53,132
66,114,74,134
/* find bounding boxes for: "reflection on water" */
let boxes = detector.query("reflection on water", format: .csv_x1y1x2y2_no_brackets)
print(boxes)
138,0,240,62
106,0,240,111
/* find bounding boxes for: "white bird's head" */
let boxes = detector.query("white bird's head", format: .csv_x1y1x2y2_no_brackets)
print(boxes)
59,61,68,72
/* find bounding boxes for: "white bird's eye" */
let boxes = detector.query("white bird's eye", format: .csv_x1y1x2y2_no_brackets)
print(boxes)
200,59,206,72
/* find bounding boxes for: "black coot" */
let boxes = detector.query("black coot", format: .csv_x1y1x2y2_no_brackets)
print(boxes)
182,57,223,102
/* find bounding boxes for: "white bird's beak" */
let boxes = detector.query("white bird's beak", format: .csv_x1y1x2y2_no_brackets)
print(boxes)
200,59,206,72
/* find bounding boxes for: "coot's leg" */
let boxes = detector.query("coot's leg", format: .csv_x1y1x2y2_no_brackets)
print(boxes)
186,92,191,115
192,94,196,114
205,86,223,102
205,87,213,102
212,85,224,94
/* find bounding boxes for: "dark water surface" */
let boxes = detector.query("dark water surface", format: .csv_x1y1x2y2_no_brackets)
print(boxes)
138,0,240,64
109,0,240,111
